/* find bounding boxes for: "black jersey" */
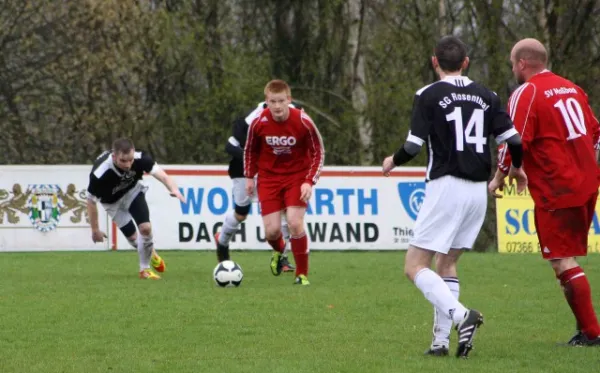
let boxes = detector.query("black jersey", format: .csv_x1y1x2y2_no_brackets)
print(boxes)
408,76,517,182
226,101,300,178
87,150,156,204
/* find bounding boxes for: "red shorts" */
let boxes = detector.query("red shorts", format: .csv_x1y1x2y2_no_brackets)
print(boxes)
256,174,307,216
534,192,597,260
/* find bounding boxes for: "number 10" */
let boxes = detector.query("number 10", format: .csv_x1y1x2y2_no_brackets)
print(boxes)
554,98,586,140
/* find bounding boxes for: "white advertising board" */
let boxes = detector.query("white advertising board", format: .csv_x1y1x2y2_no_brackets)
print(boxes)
0,165,426,251
0,166,110,251
130,165,427,251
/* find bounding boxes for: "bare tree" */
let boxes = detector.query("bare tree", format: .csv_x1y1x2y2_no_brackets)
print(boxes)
346,0,371,164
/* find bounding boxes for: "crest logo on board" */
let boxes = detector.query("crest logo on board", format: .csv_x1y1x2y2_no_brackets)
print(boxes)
397,182,425,221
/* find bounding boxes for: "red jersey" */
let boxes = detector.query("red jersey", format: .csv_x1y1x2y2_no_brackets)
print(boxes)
244,107,325,184
499,70,600,209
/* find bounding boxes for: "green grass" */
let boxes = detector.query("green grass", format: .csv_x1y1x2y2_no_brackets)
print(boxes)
1,251,600,373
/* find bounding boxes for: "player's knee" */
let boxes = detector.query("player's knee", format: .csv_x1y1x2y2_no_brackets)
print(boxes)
287,222,304,236
550,257,578,276
264,228,281,241
403,263,416,281
138,223,152,237
234,204,250,217
120,220,137,238
234,213,248,222
285,217,304,235
404,248,431,281
404,259,416,280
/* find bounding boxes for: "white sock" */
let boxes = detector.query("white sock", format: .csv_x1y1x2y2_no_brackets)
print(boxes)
281,218,290,255
414,268,467,325
219,212,241,246
138,233,153,271
432,277,460,347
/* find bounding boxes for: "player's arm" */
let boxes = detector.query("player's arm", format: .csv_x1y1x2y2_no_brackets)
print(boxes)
225,118,246,160
385,94,430,173
588,102,600,164
86,198,99,230
490,93,524,170
498,83,536,174
141,152,185,202
225,138,243,160
592,105,600,163
489,133,526,197
392,141,422,166
151,168,185,203
243,117,260,179
489,91,529,196
577,86,600,164
86,174,106,242
302,113,325,185
151,167,183,199
490,133,526,197
243,117,261,196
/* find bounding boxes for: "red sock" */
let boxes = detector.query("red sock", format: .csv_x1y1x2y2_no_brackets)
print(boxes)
557,276,581,331
267,234,285,253
559,267,600,339
290,233,308,276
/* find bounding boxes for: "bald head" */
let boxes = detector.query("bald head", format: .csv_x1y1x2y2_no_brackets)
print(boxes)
511,38,548,67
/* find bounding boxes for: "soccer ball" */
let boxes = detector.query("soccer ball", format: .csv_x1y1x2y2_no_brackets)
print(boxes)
213,260,243,287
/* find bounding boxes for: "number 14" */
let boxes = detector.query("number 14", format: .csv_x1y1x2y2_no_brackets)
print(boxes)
446,108,487,154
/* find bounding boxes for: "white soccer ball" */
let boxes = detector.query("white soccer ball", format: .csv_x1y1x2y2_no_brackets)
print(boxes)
213,260,243,287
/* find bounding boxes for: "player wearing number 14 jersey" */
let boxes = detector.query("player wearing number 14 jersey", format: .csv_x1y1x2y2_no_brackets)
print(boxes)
382,36,525,358
490,38,600,346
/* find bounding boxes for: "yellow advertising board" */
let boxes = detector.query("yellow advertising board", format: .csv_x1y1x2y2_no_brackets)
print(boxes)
496,185,600,253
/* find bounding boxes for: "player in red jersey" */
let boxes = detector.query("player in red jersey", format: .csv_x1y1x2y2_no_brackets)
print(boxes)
244,80,325,285
489,38,600,346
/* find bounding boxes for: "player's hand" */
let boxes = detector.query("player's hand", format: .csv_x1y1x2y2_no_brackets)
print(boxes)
508,166,528,194
382,156,395,176
487,175,506,198
246,178,255,197
300,183,313,202
170,189,186,203
92,230,107,243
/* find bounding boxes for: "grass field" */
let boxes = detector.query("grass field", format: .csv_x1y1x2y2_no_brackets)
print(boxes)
1,251,600,373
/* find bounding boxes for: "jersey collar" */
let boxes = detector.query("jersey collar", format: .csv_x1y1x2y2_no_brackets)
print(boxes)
441,75,473,87
528,69,552,82
534,69,551,76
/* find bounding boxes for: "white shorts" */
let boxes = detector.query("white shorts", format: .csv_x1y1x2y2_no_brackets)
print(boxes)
101,182,149,228
410,175,487,254
232,177,257,207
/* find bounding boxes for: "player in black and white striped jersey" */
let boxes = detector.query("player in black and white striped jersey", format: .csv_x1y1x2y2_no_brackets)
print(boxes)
382,36,527,358
86,138,185,280
214,101,300,272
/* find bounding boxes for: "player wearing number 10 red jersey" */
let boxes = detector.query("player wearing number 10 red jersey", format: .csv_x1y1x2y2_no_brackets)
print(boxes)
490,38,600,346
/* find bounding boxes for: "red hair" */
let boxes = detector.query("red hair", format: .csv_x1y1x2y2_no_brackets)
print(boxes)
264,79,291,96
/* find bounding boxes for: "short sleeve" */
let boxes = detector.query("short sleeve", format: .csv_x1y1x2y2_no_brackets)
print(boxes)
138,151,158,174
86,174,101,202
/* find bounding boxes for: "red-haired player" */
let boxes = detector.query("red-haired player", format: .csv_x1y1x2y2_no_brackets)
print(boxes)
244,80,325,285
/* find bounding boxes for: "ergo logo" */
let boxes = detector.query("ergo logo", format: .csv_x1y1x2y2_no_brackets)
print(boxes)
266,136,296,146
